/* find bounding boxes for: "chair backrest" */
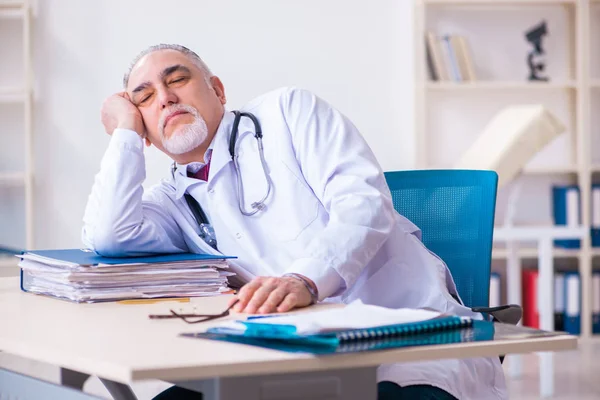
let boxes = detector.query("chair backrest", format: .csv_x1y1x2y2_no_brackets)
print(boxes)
383,169,498,308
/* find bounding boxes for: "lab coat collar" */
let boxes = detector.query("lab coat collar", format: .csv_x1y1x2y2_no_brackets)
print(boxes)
173,110,237,200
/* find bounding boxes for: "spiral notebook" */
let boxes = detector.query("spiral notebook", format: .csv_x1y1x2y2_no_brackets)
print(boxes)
181,301,495,354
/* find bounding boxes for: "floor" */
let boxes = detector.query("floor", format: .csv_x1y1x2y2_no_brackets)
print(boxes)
504,337,600,400
1,338,599,399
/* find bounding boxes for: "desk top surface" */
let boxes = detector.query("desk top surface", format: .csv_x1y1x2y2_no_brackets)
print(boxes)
0,277,577,384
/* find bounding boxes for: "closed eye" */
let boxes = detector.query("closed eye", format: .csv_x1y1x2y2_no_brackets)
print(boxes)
138,93,152,104
169,77,187,85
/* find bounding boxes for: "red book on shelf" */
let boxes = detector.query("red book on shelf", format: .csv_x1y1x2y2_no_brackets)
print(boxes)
522,269,539,328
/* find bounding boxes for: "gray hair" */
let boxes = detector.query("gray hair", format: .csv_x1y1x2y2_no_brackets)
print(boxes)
123,44,213,88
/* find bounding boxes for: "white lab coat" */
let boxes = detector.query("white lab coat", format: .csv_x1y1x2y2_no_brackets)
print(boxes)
82,87,507,399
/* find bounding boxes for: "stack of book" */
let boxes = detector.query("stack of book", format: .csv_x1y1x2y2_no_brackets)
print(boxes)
17,249,235,303
426,31,477,82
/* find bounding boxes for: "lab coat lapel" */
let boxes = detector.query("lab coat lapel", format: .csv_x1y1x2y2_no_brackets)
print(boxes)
173,111,235,199
207,111,236,182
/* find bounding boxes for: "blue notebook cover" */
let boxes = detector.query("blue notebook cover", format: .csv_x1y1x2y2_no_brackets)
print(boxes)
20,248,235,266
181,319,494,355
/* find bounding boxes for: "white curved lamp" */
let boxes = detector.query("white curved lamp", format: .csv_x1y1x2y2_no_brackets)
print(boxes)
454,104,566,190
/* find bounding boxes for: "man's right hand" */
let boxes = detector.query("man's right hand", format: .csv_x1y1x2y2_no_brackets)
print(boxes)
101,92,146,138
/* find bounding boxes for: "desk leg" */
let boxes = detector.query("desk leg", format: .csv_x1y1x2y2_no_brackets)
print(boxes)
99,378,139,400
61,367,90,391
506,241,522,378
539,352,554,398
538,238,554,398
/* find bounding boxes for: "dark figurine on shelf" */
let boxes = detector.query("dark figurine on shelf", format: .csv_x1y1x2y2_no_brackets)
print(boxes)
525,20,549,81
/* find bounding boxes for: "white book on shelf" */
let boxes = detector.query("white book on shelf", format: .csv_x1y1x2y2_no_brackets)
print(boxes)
554,273,565,315
453,35,477,81
566,188,580,228
592,187,600,228
566,274,580,319
489,273,501,308
426,32,449,81
440,35,461,81
593,274,600,317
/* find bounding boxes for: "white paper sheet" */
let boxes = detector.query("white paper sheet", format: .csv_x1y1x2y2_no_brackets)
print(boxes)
219,300,444,335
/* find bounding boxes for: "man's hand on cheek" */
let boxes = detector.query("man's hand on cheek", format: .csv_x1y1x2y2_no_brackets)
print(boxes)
229,276,314,314
101,92,146,139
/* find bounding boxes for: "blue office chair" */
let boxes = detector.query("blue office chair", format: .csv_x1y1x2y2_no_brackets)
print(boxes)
384,169,521,324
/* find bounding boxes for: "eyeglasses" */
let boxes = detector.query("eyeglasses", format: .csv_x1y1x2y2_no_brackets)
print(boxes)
148,299,239,324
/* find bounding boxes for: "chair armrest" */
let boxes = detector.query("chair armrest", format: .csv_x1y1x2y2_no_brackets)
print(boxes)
471,304,522,325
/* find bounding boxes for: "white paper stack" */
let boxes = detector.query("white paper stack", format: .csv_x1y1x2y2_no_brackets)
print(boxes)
17,249,235,303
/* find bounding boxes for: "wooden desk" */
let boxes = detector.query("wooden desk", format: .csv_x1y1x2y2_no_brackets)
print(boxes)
0,277,577,400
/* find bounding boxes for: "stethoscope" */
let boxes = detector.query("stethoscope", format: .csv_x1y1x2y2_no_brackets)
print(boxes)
170,111,273,249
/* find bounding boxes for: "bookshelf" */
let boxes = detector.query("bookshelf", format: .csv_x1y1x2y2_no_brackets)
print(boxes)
0,86,26,103
424,0,576,4
426,80,577,90
414,0,595,340
0,1,24,19
0,172,26,186
0,0,33,274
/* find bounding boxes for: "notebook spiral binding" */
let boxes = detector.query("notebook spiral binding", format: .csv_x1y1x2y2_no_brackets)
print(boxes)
337,330,465,353
335,316,473,342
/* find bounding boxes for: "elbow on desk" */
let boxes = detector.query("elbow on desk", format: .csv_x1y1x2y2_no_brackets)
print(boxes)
82,224,143,257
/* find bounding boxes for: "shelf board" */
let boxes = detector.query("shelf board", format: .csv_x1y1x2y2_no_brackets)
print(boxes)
0,172,26,186
426,165,578,175
0,87,26,103
424,0,575,5
522,165,578,175
492,246,600,259
426,81,576,91
0,1,24,18
492,246,581,259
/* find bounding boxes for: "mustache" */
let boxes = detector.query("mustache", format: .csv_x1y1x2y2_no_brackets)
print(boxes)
158,104,201,132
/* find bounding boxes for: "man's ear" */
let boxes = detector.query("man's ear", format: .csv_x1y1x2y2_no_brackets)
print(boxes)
210,76,227,105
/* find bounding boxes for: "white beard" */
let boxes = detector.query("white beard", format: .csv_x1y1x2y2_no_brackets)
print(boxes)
159,104,208,155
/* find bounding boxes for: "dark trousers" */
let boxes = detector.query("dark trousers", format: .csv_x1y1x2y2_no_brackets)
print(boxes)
153,381,458,400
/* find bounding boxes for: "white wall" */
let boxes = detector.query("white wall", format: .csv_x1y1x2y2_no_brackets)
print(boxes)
4,0,416,250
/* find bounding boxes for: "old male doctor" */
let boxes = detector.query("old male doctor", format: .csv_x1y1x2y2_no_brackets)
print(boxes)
82,44,507,400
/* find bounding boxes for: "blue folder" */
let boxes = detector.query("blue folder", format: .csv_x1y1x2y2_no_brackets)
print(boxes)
564,272,581,335
552,185,581,249
19,248,235,266
593,272,600,334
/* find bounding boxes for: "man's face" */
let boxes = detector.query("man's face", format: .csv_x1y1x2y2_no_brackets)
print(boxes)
126,49,226,157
